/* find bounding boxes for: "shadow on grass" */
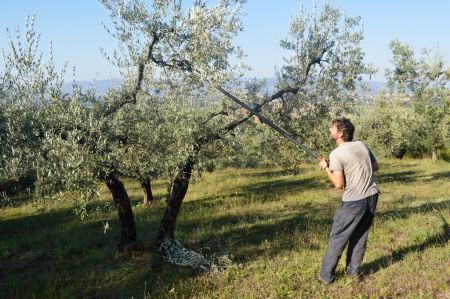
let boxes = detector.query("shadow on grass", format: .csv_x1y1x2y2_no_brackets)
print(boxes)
361,213,450,276
377,200,450,221
190,210,331,261
376,170,419,183
241,177,324,195
233,168,312,178
1,167,448,297
0,207,120,296
0,201,175,298
191,176,325,204
428,170,450,181
376,169,450,184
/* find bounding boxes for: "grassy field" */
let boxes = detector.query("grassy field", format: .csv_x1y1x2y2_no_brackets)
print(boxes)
1,158,449,298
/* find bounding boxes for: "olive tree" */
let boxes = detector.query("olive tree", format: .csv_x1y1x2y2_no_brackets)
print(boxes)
100,0,247,244
221,2,374,172
386,39,450,161
354,92,413,158
0,15,67,198
0,17,147,251
102,0,374,245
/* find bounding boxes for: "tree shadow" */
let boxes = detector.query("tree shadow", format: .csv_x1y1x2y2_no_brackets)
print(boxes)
189,176,326,205
426,171,450,181
2,170,448,297
0,207,121,295
235,168,310,178
377,200,450,221
361,213,450,276
0,202,176,298
376,170,419,183
187,210,331,262
242,177,324,194
180,194,332,257
376,169,450,184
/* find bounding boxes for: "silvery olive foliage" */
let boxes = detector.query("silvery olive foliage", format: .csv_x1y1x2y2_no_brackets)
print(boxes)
1,0,247,209
1,0,378,213
386,39,450,93
99,0,249,181
191,1,375,171
354,93,413,158
0,17,108,210
105,81,201,182
0,15,68,197
386,40,450,159
243,2,375,168
100,0,245,86
99,0,376,179
33,91,104,200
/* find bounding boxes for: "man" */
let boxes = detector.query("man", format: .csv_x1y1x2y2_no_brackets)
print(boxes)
317,117,380,285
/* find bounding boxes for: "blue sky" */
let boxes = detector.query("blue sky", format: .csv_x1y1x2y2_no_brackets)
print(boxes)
1,1,449,82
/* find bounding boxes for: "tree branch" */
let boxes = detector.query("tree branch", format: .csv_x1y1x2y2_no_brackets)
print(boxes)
104,34,160,117
263,47,328,105
201,110,229,125
193,47,329,146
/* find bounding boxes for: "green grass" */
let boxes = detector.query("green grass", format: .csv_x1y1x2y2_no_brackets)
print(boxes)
1,158,449,298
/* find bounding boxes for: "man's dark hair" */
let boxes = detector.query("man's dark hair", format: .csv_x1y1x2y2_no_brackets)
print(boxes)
332,117,355,141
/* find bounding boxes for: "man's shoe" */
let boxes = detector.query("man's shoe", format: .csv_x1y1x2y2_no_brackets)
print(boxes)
317,274,332,285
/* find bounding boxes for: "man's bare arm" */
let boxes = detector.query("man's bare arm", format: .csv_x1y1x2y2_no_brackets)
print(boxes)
325,168,345,189
319,157,345,189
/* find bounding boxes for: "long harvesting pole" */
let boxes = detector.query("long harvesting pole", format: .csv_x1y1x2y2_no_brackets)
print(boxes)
214,84,321,159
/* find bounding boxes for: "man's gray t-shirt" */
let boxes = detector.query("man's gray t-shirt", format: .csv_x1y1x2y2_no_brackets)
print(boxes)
329,141,380,202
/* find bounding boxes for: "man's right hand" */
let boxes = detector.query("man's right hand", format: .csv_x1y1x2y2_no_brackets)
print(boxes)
318,157,329,170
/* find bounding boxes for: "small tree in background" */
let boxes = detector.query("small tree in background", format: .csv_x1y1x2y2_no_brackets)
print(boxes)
0,15,68,199
386,39,450,161
354,92,413,159
413,87,449,161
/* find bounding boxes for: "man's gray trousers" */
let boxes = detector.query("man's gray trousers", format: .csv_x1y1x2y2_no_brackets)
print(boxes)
320,193,379,283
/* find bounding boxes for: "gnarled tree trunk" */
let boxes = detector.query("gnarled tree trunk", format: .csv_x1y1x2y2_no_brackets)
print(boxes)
141,178,154,205
432,147,438,163
157,155,195,245
106,176,138,251
392,148,406,159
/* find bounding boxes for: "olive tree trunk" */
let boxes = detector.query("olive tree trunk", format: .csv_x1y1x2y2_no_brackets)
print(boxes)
157,155,195,245
432,147,438,163
106,176,138,251
392,148,406,159
141,178,154,205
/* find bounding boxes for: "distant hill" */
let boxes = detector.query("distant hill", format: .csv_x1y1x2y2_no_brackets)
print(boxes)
363,80,386,93
62,79,123,96
242,77,386,95
63,78,386,97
